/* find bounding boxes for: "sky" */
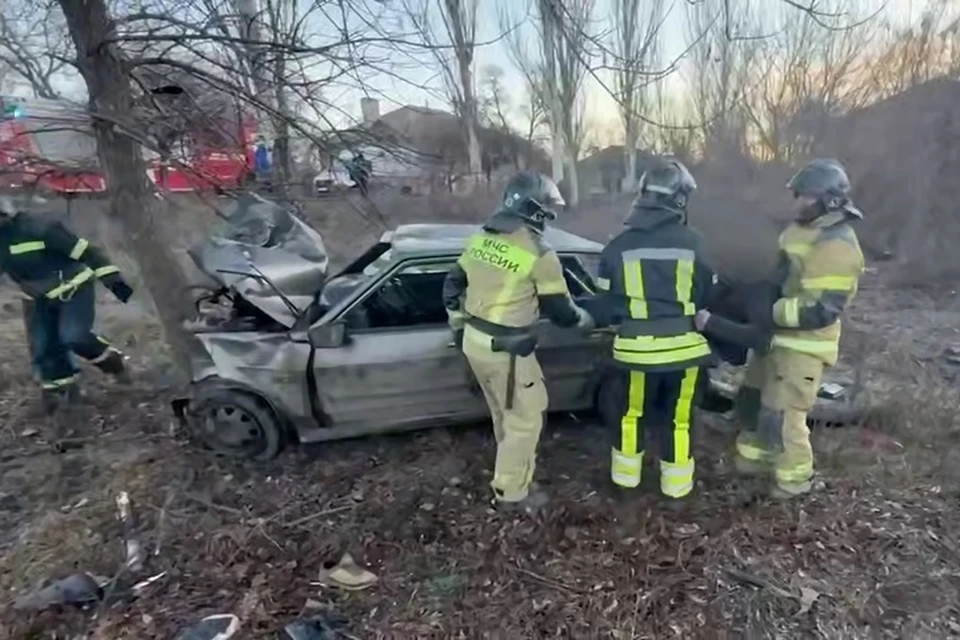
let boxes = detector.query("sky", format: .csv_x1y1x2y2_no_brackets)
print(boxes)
350,0,925,141
0,0,930,141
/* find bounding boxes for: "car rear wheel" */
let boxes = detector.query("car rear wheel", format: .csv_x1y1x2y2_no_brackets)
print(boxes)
187,388,285,460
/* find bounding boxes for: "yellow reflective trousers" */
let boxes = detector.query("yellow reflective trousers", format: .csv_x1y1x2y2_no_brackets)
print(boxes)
462,324,548,502
734,348,824,495
600,366,701,498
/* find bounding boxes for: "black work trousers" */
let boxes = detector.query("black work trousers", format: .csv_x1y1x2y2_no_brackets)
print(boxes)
24,283,111,389
599,365,703,497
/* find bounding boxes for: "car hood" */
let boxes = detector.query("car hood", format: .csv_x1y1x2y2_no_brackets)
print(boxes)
188,193,329,328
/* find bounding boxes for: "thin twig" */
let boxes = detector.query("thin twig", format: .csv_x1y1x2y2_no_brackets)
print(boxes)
182,492,245,517
724,567,797,600
283,504,354,528
510,565,585,594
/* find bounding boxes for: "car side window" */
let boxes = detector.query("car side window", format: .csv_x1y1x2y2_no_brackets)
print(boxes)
559,254,599,296
346,259,457,330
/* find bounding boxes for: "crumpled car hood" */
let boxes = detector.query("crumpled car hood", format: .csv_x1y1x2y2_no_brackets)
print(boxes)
188,193,329,328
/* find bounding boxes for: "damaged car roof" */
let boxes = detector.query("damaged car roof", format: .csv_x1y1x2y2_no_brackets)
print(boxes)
381,224,603,257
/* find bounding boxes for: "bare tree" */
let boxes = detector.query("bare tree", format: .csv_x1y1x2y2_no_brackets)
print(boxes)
740,0,873,160
46,0,433,376
479,64,511,131
550,0,595,205
612,0,665,191
0,4,71,99
684,0,761,159
404,0,482,188
867,0,960,99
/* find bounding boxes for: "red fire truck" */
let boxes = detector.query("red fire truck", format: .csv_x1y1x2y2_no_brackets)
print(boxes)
0,95,257,195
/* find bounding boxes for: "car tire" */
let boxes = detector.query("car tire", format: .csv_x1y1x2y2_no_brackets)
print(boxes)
187,387,286,460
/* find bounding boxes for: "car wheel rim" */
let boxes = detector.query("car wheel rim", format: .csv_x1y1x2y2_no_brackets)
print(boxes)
199,403,267,456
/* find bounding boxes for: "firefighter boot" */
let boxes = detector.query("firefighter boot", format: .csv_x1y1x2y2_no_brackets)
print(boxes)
494,488,549,517
94,348,131,384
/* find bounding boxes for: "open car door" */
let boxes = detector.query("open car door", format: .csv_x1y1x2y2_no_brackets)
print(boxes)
535,252,613,412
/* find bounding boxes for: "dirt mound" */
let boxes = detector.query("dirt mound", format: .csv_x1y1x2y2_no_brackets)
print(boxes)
817,77,960,280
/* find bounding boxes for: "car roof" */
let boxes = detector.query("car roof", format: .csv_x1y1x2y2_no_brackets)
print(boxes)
381,223,603,258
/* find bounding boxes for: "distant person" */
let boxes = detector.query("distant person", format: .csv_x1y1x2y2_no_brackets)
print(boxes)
579,158,714,504
696,158,865,498
348,152,371,196
442,172,594,515
253,137,272,186
0,196,134,415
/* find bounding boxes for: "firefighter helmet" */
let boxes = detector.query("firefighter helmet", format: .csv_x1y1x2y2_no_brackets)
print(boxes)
498,172,566,227
787,158,862,219
637,158,697,212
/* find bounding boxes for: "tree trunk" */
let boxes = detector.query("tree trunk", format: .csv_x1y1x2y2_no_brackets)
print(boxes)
236,0,289,194
539,0,565,183
458,57,483,180
58,0,197,379
272,54,292,193
624,124,637,192
565,156,579,206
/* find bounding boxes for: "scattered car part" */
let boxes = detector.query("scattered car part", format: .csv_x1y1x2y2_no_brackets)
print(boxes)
316,554,378,591
281,612,349,640
116,491,145,572
13,572,104,611
176,614,240,640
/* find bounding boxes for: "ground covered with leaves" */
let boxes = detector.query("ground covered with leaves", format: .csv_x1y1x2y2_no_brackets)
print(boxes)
2,270,960,639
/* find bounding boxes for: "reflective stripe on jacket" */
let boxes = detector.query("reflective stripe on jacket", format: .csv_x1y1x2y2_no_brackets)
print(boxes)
770,211,864,366
455,226,573,331
0,212,119,301
593,208,715,371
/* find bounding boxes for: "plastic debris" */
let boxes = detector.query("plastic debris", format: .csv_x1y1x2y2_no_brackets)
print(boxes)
176,614,240,640
117,491,146,572
281,611,349,639
13,573,104,611
817,382,846,400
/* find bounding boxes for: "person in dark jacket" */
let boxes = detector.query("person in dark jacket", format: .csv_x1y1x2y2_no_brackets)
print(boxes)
0,197,134,414
582,158,715,501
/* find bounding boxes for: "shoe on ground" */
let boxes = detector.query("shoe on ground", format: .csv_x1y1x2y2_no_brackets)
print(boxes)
495,490,549,516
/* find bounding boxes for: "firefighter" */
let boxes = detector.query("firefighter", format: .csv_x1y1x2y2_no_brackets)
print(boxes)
0,196,134,414
442,172,594,514
699,158,865,498
583,158,715,502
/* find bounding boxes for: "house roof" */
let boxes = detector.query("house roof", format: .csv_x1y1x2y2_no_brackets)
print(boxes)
338,105,544,168
383,223,602,257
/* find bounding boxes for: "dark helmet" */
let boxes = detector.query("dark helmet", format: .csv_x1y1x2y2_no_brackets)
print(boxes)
495,171,565,229
637,158,697,212
787,158,862,219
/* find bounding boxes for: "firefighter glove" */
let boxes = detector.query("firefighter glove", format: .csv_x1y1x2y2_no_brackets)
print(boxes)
103,274,134,303
575,305,595,331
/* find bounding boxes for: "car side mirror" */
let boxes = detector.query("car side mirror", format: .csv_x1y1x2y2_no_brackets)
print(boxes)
308,320,347,348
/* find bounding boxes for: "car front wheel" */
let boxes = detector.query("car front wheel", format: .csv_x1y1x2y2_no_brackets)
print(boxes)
186,388,285,460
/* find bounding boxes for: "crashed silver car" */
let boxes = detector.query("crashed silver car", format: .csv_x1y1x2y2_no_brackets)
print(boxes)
173,196,856,460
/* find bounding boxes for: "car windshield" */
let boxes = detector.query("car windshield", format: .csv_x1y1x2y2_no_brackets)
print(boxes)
362,249,392,276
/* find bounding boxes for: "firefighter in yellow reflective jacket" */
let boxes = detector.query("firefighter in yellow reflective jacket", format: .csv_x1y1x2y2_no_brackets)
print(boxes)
442,172,594,514
716,158,864,498
582,158,715,501
0,197,134,414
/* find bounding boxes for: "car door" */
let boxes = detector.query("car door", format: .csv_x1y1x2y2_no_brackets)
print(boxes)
536,252,613,412
311,257,488,434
